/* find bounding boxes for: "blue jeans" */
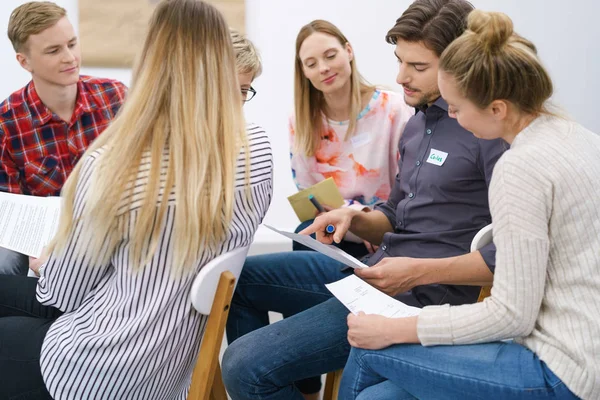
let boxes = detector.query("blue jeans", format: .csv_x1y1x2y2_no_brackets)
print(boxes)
223,251,353,399
340,341,579,400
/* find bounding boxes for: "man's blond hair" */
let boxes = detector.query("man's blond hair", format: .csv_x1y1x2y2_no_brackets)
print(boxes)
230,29,262,79
8,1,67,53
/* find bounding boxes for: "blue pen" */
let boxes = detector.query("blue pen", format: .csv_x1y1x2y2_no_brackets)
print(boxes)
308,194,325,213
325,224,336,235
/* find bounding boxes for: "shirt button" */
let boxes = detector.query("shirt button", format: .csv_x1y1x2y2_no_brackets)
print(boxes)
416,161,421,166
426,129,432,135
381,245,387,251
408,192,414,198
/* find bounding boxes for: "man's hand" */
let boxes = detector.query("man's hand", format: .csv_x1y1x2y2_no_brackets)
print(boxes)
299,207,358,244
354,257,427,296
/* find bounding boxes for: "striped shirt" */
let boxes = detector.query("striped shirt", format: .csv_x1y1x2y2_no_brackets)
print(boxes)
0,76,127,196
36,123,273,400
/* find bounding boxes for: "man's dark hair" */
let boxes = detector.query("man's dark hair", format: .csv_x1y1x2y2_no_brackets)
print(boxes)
386,0,474,56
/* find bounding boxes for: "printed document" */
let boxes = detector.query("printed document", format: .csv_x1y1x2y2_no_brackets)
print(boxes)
326,274,421,318
0,192,61,258
264,224,368,269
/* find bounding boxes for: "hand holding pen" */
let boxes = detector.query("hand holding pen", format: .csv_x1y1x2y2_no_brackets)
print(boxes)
299,206,356,245
307,195,336,237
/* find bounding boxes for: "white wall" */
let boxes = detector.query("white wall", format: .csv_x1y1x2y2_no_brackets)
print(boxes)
1,0,599,229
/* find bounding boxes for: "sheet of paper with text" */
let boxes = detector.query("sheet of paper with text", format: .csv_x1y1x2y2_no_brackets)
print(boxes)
0,192,62,258
326,275,421,318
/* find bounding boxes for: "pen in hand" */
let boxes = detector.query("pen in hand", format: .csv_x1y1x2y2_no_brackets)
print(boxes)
308,194,325,213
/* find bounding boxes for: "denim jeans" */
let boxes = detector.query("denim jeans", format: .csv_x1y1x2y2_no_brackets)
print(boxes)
0,247,29,276
340,341,579,400
223,250,353,399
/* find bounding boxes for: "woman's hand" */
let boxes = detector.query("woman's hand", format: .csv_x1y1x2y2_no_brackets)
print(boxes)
347,313,420,349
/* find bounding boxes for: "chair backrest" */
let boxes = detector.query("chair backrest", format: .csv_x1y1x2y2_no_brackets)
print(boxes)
470,224,493,252
190,245,250,315
471,224,493,303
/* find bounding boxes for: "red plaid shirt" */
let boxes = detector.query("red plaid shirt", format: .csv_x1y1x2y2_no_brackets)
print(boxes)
0,76,127,196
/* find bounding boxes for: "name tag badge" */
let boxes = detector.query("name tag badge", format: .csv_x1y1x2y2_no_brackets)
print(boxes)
351,132,372,149
426,148,449,166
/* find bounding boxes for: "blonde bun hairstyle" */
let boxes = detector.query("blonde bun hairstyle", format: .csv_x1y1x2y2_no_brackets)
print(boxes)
440,10,553,115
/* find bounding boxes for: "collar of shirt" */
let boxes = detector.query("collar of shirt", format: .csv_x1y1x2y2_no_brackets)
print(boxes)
27,78,97,127
417,96,449,116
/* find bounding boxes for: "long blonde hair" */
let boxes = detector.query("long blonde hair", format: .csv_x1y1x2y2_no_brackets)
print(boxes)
49,0,248,275
439,10,553,114
293,20,374,157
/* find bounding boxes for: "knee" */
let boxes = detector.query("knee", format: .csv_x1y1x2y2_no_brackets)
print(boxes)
222,335,264,393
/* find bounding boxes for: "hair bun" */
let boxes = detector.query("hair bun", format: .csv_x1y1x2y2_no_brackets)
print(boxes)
468,10,514,53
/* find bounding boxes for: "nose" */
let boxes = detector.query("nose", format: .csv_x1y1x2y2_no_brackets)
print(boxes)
396,63,410,86
63,48,76,64
319,62,330,74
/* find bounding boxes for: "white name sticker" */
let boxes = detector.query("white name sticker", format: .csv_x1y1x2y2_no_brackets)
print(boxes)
351,132,372,149
426,148,449,166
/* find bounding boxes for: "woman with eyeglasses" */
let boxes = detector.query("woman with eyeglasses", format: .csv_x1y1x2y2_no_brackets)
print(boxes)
290,19,413,258
231,29,261,104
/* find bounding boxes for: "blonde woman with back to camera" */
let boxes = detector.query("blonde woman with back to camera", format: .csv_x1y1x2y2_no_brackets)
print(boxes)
0,0,273,399
339,10,600,400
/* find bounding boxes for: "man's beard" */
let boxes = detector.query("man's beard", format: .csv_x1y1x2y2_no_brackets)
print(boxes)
406,88,441,109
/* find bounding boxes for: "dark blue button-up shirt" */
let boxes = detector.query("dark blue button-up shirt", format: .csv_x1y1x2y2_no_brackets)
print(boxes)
368,97,506,307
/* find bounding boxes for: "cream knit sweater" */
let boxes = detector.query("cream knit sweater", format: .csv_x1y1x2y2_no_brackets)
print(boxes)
417,115,600,399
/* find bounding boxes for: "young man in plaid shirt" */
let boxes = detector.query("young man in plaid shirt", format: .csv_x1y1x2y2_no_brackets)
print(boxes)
0,1,127,275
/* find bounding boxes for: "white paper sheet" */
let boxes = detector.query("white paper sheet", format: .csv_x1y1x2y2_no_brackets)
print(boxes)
326,275,421,318
264,224,368,269
0,192,62,258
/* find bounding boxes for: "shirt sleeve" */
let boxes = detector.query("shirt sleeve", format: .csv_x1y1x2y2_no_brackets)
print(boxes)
0,125,23,194
476,138,507,272
417,153,551,346
36,154,112,312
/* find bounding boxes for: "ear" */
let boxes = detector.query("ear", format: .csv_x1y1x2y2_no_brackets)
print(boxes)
16,52,32,73
489,100,508,121
345,42,354,62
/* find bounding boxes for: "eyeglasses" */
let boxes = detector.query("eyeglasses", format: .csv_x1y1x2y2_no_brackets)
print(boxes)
241,86,257,102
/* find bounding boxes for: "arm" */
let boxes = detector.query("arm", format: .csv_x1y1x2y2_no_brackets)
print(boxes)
476,138,507,272
0,126,23,194
36,154,112,312
355,250,493,297
387,99,412,189
300,207,393,245
350,155,552,349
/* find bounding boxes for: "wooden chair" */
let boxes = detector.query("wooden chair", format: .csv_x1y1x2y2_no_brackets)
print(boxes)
187,245,250,400
323,224,494,400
